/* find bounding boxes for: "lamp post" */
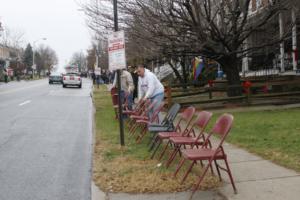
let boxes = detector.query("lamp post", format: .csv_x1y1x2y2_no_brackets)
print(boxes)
32,37,47,77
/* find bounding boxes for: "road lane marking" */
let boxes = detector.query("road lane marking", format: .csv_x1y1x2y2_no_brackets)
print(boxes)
19,100,31,106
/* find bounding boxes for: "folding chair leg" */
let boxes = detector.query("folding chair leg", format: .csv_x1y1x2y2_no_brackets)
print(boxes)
214,160,222,181
181,160,196,184
174,158,186,178
149,135,158,152
136,126,147,143
166,146,180,168
150,139,162,159
224,157,238,194
147,132,155,146
158,140,170,161
190,162,211,199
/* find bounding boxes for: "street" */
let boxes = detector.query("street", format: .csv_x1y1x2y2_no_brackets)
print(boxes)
0,79,93,200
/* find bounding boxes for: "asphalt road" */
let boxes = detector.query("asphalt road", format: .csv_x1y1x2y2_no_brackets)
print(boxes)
0,79,93,200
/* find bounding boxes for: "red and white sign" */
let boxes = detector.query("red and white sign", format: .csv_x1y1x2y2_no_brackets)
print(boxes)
108,30,126,71
6,67,14,76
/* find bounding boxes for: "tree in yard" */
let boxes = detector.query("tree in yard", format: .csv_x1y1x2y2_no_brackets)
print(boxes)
22,43,33,72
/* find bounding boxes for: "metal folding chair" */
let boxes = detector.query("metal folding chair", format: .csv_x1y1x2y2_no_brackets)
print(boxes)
165,111,213,168
174,114,237,199
150,106,196,159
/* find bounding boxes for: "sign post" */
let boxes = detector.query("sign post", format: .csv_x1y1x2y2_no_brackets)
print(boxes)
109,1,125,146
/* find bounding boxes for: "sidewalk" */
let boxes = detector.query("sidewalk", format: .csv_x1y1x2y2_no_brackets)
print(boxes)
217,140,300,200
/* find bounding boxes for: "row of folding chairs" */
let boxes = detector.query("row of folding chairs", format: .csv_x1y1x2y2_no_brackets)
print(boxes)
149,106,237,198
116,99,237,198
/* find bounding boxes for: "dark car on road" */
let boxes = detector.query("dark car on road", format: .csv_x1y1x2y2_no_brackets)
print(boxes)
49,73,63,84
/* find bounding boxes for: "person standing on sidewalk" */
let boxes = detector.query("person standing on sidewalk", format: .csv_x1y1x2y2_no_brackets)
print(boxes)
136,65,164,122
112,69,135,110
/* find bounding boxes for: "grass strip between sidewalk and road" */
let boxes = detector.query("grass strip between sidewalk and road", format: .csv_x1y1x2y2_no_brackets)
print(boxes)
92,86,220,193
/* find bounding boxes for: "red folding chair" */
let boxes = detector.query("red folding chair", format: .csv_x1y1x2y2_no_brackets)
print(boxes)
110,88,129,119
150,106,196,159
165,111,213,168
174,114,237,199
126,100,150,129
128,100,157,136
124,99,147,127
135,102,165,143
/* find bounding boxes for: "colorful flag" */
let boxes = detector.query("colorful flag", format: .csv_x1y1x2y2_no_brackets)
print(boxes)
193,57,205,80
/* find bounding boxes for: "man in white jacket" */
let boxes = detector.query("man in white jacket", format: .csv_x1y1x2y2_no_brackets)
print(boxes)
136,65,164,122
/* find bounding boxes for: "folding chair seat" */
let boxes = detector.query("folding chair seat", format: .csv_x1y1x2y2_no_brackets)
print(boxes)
173,114,237,199
150,106,196,159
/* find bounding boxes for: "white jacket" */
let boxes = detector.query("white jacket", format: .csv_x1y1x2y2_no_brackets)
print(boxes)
138,69,164,99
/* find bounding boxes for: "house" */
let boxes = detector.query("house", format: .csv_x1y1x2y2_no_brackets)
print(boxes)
242,0,300,74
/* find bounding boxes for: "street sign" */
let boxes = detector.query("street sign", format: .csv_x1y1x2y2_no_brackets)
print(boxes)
108,30,126,71
95,67,101,75
32,64,36,70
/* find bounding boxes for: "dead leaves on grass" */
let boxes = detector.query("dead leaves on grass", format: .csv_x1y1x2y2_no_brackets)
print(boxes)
93,142,221,194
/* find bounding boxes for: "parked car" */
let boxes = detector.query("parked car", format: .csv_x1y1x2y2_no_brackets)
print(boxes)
49,73,62,84
62,73,82,88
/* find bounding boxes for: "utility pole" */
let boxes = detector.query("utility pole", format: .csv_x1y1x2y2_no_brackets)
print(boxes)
113,0,125,146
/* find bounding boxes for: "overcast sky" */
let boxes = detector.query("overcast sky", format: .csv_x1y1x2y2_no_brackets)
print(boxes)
0,0,91,66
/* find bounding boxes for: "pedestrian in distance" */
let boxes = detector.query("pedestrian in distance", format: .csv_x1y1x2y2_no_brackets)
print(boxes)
136,65,164,123
112,68,135,111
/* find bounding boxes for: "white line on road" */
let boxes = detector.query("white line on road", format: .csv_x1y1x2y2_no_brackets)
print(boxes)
19,100,31,106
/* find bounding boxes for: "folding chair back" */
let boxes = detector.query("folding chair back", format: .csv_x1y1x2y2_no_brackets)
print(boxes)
162,103,181,125
175,106,195,134
189,111,213,139
111,88,118,107
203,113,234,148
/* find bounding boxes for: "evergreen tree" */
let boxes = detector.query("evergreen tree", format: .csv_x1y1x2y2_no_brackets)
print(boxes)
22,43,33,70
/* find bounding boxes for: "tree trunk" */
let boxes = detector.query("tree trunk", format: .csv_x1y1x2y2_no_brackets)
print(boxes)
168,61,185,85
180,56,188,89
220,56,242,97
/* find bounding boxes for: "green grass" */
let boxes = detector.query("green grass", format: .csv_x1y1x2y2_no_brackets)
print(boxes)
93,86,152,160
218,109,300,172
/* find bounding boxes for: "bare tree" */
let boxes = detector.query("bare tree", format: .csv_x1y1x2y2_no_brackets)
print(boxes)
82,0,300,96
35,44,58,74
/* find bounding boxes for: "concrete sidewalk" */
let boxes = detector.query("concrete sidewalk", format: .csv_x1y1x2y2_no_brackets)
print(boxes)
217,140,300,200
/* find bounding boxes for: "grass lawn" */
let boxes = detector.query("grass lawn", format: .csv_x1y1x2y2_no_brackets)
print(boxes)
92,86,220,193
221,109,300,172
